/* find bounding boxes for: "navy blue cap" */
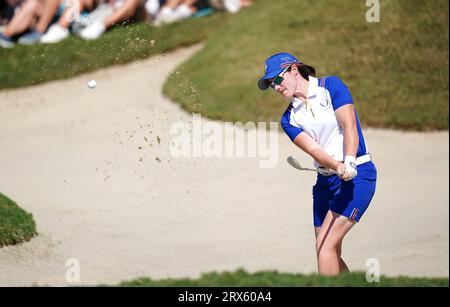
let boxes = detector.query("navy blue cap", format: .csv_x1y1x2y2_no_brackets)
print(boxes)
258,53,300,90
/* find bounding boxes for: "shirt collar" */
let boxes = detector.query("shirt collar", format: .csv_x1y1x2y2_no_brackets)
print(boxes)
291,76,319,108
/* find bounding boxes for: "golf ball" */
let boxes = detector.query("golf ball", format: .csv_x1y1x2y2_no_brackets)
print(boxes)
88,79,96,89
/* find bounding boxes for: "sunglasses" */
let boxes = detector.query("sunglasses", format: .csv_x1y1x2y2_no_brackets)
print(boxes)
269,65,291,89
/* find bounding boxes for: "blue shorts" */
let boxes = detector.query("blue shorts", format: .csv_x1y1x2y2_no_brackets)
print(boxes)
312,161,377,227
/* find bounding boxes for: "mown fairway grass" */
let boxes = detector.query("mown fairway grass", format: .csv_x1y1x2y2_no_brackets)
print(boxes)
164,0,449,130
115,269,449,287
0,193,37,247
0,1,447,130
0,12,230,90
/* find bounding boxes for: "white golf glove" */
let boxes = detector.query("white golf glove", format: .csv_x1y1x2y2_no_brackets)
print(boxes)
343,155,358,181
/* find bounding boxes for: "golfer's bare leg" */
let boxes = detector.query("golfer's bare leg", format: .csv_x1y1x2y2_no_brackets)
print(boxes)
337,243,349,273
315,211,355,276
315,226,349,274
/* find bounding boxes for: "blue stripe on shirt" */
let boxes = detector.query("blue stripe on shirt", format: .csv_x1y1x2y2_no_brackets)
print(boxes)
281,104,303,141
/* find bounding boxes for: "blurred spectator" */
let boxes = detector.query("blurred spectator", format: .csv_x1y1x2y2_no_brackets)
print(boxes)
19,0,60,44
153,0,197,26
0,0,42,48
0,0,23,25
79,0,141,40
143,0,161,20
0,0,22,20
208,0,251,13
40,0,97,43
0,0,96,47
0,0,251,48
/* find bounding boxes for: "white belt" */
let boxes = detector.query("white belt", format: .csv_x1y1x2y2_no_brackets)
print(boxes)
356,153,372,166
318,154,372,174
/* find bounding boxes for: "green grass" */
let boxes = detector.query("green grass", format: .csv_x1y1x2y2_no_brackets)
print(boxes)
1,1,448,130
0,193,37,247
113,269,449,287
0,13,230,90
164,0,449,130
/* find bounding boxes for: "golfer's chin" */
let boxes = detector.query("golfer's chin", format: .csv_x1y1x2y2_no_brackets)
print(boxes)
281,89,294,99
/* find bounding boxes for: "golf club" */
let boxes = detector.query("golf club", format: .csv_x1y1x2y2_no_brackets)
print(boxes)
286,155,341,175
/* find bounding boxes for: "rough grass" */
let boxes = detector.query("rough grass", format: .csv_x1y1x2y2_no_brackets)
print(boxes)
0,13,229,90
0,193,37,247
114,269,449,287
164,0,449,130
0,1,448,130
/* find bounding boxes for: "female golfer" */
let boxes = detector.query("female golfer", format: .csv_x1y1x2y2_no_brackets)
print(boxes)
258,53,377,276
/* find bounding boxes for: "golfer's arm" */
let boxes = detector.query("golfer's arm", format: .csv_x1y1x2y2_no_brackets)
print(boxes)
335,104,359,157
293,132,339,170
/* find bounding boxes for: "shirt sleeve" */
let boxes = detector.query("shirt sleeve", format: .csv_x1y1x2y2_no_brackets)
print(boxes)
325,76,353,110
281,106,303,141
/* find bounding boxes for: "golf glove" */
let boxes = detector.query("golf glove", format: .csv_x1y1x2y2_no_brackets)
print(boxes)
343,155,358,181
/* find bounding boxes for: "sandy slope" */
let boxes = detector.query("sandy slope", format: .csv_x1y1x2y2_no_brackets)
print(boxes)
0,45,448,286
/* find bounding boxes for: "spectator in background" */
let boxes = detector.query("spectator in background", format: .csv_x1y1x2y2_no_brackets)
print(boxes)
0,0,97,47
18,0,61,44
0,0,23,25
153,0,197,26
40,0,97,44
208,0,251,13
0,0,41,48
0,0,252,48
143,0,162,20
78,0,141,40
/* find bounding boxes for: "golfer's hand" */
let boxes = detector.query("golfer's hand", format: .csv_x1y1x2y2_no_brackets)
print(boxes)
342,156,357,181
317,167,336,176
334,162,346,178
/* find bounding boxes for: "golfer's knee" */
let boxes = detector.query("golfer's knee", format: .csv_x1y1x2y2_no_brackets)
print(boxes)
317,247,338,262
316,239,340,255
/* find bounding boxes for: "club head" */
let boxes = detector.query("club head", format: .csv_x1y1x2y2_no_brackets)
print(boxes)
287,155,311,171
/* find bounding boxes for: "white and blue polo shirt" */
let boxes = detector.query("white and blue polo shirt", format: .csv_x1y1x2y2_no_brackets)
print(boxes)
281,76,368,168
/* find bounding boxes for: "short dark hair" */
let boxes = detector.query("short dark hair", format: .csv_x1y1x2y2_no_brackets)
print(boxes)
294,63,316,80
